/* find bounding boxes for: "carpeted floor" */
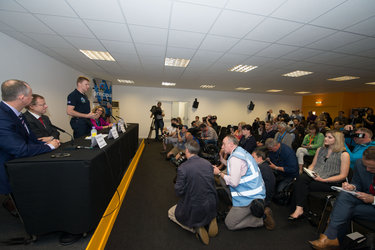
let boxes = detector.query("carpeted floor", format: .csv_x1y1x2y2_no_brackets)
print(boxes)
105,141,319,250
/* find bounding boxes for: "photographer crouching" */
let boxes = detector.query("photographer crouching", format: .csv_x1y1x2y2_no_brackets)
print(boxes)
343,125,375,169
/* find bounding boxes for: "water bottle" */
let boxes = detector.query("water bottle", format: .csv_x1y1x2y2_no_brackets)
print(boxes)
91,126,97,137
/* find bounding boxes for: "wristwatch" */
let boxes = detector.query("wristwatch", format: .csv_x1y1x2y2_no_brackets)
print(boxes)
217,172,221,177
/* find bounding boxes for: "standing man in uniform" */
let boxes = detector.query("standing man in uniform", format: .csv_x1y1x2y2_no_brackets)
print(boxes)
67,76,96,138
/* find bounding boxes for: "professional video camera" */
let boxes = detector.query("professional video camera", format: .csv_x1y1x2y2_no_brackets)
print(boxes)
343,129,366,138
150,105,162,116
171,123,183,130
170,152,187,167
198,138,221,165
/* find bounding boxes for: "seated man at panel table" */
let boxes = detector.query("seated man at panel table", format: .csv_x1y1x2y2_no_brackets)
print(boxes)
23,94,60,142
0,80,60,215
168,140,218,245
309,147,375,249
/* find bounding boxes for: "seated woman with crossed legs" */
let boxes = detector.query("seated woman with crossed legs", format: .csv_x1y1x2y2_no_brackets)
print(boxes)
289,130,350,220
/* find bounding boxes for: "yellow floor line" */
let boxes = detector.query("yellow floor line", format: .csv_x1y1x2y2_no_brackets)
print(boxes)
86,139,145,250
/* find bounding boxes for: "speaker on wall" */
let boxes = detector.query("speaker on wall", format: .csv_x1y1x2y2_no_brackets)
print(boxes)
192,98,199,109
248,101,255,111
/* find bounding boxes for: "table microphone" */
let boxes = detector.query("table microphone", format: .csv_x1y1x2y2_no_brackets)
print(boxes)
50,125,74,146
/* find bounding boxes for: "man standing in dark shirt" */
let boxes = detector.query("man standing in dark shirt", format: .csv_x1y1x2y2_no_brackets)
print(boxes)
66,76,96,138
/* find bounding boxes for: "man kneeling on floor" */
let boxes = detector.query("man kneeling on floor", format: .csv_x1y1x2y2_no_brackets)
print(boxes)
213,135,274,230
168,140,218,245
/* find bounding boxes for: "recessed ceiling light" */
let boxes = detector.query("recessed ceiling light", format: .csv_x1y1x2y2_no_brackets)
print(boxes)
79,49,115,61
162,82,176,86
165,57,190,67
235,87,251,91
365,82,375,85
283,70,313,77
328,76,360,81
117,79,134,84
266,89,283,92
200,85,216,89
295,91,311,94
229,65,258,73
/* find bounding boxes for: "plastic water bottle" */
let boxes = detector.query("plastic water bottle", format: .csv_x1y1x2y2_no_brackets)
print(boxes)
91,126,97,137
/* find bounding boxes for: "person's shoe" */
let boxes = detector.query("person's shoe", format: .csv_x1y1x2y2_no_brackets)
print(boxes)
263,207,275,230
195,227,209,245
2,197,18,217
308,234,339,249
208,218,218,237
59,232,83,246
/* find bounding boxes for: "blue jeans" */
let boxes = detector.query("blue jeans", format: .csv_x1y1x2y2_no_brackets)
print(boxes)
154,119,164,140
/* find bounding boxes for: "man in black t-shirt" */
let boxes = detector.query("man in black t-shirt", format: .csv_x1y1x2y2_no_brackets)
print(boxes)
67,76,96,138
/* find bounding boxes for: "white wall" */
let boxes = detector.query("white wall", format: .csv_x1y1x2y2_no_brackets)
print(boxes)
113,85,302,138
0,32,86,142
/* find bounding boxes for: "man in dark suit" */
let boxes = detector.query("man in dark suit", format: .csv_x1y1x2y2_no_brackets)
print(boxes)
0,80,60,211
23,94,60,142
309,146,375,249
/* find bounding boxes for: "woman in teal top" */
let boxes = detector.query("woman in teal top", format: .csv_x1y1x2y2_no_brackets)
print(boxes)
296,123,324,173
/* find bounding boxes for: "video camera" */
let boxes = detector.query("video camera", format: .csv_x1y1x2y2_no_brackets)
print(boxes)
150,105,161,115
343,129,366,138
171,123,183,129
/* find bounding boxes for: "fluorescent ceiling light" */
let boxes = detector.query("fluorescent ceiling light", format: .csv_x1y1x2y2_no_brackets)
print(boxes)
80,50,115,61
162,82,176,86
266,89,283,93
229,65,258,73
117,79,134,84
235,87,251,91
200,85,215,89
283,70,313,77
365,82,375,85
295,91,311,94
328,76,360,81
165,57,190,67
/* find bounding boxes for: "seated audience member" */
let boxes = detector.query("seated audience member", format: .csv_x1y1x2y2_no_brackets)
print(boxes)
199,123,218,145
23,94,60,142
265,109,274,122
278,110,290,123
256,121,266,141
265,138,299,193
309,147,375,249
161,118,178,152
324,112,333,128
257,121,276,146
290,118,306,151
194,116,202,127
90,106,113,131
252,147,276,212
252,117,261,135
274,122,295,148
207,115,219,133
349,110,363,127
239,124,257,154
289,130,350,220
317,120,329,135
333,111,348,125
167,126,188,159
307,111,317,125
213,135,274,230
363,107,375,134
232,121,246,140
168,140,218,245
343,125,375,169
296,124,324,173
333,121,344,131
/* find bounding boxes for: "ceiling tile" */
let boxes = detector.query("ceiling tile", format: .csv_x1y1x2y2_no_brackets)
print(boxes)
334,37,375,54
271,0,346,23
179,0,227,8
135,44,165,57
85,20,131,42
170,2,221,33
166,47,196,59
0,0,27,12
37,15,94,37
229,39,270,56
305,51,344,64
278,25,335,46
256,44,298,58
310,0,375,29
226,0,286,16
66,0,124,23
0,11,54,34
16,0,77,17
167,30,205,49
100,40,137,54
128,25,168,46
209,10,264,38
246,18,302,43
199,35,239,52
119,0,172,29
281,48,323,61
26,33,74,49
345,16,375,36
307,31,365,51
191,50,224,64
64,37,105,51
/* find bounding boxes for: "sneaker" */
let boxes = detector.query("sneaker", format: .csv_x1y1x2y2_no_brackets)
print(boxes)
195,227,209,245
208,218,218,237
264,207,276,230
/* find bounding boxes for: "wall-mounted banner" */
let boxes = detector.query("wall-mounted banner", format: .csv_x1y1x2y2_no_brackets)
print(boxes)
93,78,112,120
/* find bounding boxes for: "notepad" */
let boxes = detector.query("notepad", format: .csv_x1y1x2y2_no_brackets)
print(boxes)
303,167,317,178
331,186,358,196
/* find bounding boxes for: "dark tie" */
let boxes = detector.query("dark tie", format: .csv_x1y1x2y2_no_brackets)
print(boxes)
19,114,29,133
38,117,45,127
370,176,375,195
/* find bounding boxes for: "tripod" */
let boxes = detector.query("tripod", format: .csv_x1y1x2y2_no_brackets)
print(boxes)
147,117,155,144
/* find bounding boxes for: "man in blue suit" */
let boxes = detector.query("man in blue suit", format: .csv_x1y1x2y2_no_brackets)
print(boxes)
0,79,60,198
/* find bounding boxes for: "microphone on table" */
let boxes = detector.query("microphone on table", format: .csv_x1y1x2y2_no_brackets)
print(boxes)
51,125,74,146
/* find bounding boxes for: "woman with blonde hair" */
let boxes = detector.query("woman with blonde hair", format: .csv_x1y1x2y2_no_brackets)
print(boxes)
90,106,113,131
232,121,246,140
289,130,350,220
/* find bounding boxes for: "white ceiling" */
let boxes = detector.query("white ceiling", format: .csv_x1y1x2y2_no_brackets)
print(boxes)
0,0,375,95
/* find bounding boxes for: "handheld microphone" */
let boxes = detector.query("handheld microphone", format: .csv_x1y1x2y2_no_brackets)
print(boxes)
51,125,74,145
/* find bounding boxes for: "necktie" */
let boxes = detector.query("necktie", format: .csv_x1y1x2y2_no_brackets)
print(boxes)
38,117,45,127
19,114,29,134
369,176,375,195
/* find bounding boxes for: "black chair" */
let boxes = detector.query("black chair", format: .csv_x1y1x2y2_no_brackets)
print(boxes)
351,218,375,235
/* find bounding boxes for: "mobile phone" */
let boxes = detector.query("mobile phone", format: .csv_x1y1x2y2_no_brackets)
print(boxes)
51,153,71,158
